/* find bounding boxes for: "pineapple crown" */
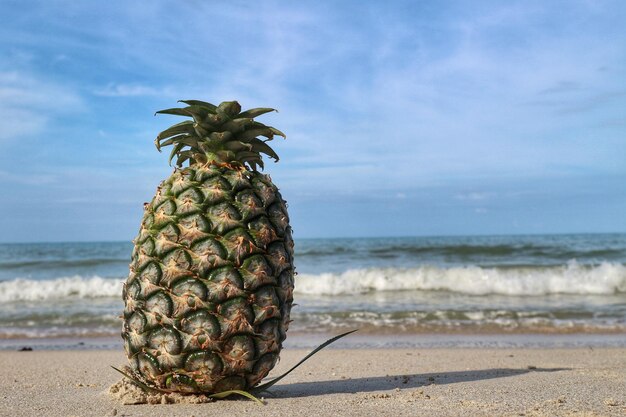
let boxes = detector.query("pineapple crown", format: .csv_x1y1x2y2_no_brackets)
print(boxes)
154,99,285,171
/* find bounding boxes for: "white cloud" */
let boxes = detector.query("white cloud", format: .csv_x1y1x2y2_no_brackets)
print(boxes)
93,83,173,97
0,71,83,142
455,192,494,201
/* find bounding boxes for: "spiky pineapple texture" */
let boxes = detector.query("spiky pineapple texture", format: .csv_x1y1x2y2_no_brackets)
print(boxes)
122,100,294,394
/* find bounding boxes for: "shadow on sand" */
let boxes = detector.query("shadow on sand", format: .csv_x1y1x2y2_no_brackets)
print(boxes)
267,367,569,398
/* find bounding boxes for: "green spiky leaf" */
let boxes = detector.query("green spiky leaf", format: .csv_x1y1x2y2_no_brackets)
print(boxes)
221,118,253,133
237,128,276,142
168,142,186,166
235,150,263,162
238,108,277,119
158,135,199,150
155,107,193,117
269,127,286,138
175,150,195,167
157,120,195,140
249,138,280,162
178,100,217,112
216,101,242,118
154,100,285,169
184,105,214,118
224,140,253,152
209,131,233,142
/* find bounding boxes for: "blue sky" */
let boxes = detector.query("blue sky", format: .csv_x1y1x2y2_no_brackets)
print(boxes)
0,0,624,242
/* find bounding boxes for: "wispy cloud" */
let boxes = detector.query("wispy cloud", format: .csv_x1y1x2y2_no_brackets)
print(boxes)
538,81,583,95
0,71,82,142
455,192,495,202
93,83,173,97
0,0,624,240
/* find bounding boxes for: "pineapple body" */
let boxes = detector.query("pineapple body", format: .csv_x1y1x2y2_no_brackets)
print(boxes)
122,100,294,393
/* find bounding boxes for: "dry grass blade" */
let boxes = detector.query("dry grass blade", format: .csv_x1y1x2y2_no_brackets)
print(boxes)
111,366,165,394
254,329,358,393
111,366,264,404
112,330,357,404
209,390,264,404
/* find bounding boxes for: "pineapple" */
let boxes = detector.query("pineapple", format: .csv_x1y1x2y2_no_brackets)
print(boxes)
122,100,294,394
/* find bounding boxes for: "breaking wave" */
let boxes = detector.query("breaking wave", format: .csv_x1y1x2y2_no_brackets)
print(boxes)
0,276,123,302
1,261,625,302
295,261,626,296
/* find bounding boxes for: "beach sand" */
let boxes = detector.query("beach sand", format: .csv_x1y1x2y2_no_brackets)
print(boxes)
1,346,625,416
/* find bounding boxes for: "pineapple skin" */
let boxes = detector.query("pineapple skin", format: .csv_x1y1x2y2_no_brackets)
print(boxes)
122,163,294,394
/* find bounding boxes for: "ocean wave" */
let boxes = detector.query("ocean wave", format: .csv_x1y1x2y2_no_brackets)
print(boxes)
295,241,626,262
0,326,120,339
0,276,122,302
2,261,625,302
0,258,127,270
289,310,626,334
294,261,626,296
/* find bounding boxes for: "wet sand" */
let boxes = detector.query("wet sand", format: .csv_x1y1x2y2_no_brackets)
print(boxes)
1,346,625,416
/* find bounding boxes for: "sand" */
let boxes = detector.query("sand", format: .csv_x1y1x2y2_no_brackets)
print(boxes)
1,346,625,416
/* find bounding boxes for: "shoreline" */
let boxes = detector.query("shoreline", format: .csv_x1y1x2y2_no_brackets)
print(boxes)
1,347,625,416
1,331,625,351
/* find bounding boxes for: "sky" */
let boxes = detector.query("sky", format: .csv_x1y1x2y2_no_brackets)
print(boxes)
0,0,624,242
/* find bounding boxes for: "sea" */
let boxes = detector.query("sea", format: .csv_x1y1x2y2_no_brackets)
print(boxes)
1,234,625,349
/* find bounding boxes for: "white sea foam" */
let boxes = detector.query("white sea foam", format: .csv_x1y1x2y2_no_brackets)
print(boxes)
1,261,625,302
0,276,123,302
294,261,626,296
